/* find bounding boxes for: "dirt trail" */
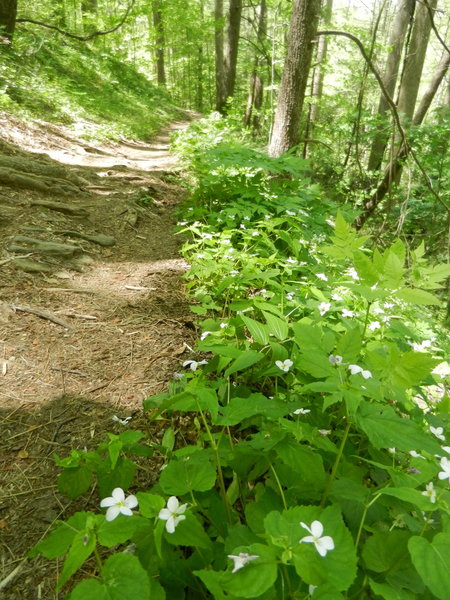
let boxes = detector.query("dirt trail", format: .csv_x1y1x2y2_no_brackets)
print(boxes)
0,115,197,598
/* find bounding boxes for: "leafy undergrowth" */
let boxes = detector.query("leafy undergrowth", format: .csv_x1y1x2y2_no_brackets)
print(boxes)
32,115,450,599
0,31,181,140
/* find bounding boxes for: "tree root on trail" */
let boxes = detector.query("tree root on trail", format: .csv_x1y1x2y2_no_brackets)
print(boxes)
9,236,83,258
0,166,83,196
30,200,90,217
56,230,116,246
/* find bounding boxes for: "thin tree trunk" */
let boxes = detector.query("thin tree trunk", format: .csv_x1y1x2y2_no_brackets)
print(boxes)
152,0,166,86
367,0,415,172
268,0,321,157
223,0,243,109
0,0,17,42
244,0,267,130
215,0,226,111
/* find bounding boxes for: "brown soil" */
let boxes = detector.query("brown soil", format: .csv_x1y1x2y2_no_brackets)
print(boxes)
0,113,198,598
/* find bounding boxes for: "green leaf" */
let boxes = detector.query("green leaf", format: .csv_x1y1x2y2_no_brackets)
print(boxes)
97,515,144,547
70,554,152,600
274,440,326,493
29,512,91,559
408,533,450,600
195,543,278,599
369,579,416,600
391,351,438,388
160,452,217,495
383,251,404,286
165,512,211,549
355,401,441,453
136,492,165,518
363,530,412,573
263,311,289,340
97,457,136,499
395,288,441,306
58,528,96,589
378,487,437,511
335,327,362,363
224,350,264,377
213,393,289,426
57,466,93,499
298,350,334,378
241,315,270,345
353,251,379,285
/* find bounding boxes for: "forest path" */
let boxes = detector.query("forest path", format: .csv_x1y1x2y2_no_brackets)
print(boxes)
0,114,197,599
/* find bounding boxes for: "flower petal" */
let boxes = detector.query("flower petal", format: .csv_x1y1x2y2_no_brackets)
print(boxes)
124,495,138,509
300,521,312,535
111,488,125,502
105,505,121,521
165,516,176,533
167,496,179,512
100,496,116,508
158,508,171,520
309,520,324,537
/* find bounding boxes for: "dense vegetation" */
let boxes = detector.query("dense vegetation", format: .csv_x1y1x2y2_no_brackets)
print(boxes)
2,0,450,598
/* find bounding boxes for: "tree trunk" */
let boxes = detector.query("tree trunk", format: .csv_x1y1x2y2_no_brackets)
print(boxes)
367,0,415,172
152,0,166,86
222,0,243,111
268,0,321,157
215,0,226,111
356,46,450,229
244,0,267,130
0,0,17,42
303,0,333,156
396,0,437,121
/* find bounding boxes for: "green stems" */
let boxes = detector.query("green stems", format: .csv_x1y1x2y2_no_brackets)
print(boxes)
320,420,351,508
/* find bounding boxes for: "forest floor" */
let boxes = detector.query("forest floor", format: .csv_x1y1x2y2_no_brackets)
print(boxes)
0,112,198,599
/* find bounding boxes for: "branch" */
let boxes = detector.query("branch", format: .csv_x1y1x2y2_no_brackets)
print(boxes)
317,29,450,225
17,0,135,41
422,0,450,56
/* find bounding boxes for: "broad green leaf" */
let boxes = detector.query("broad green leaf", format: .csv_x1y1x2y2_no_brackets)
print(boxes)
160,452,216,495
263,311,289,340
383,251,404,286
29,512,91,559
369,579,416,600
298,351,334,378
58,528,96,589
97,515,144,547
71,554,152,600
274,440,326,492
195,543,277,599
97,457,136,499
224,350,264,377
292,505,358,591
391,352,438,388
335,327,362,363
57,465,93,499
363,530,412,573
396,287,441,306
241,315,270,345
353,250,379,285
136,492,165,518
355,401,441,454
378,487,437,511
165,512,211,549
408,533,450,600
213,393,289,426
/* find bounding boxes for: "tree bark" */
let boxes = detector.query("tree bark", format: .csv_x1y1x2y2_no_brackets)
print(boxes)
268,0,321,157
222,0,243,111
244,0,267,130
152,0,166,86
367,0,415,172
0,0,17,42
215,0,226,111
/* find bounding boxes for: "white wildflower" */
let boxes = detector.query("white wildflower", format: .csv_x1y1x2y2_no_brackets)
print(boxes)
158,496,188,533
422,482,437,504
300,521,335,557
100,488,138,522
227,553,259,573
318,302,331,316
275,359,294,373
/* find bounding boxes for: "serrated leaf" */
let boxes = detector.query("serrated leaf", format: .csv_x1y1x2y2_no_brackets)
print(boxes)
378,487,436,511
165,512,211,549
408,533,450,600
396,288,441,306
391,351,438,388
58,529,96,589
160,452,216,495
29,512,91,559
213,393,288,426
57,466,93,500
335,328,362,363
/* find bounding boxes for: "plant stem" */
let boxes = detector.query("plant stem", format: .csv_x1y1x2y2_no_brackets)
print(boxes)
270,464,288,510
320,420,351,507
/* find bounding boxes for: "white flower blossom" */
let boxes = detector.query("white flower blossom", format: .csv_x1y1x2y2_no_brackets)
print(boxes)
368,321,381,331
220,322,227,329
430,426,446,441
422,482,437,504
318,302,331,316
286,210,296,216
276,359,293,373
348,364,372,379
200,331,212,341
252,231,260,236
409,450,425,460
342,309,356,318
316,273,328,281
329,354,343,365
300,521,335,557
433,362,450,379
100,488,138,522
158,496,188,533
227,552,259,573
438,456,450,483
202,233,213,239
346,267,360,280
384,302,394,309
309,584,317,596
318,429,331,436
372,307,384,315
331,293,343,301
294,408,311,415
182,359,208,371
286,257,297,264
286,291,295,301
388,448,396,454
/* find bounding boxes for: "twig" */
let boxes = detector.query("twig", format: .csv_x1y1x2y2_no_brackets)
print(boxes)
50,367,88,377
0,559,27,591
12,305,71,329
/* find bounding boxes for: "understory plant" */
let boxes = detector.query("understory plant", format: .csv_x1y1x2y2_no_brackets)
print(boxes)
32,118,450,599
